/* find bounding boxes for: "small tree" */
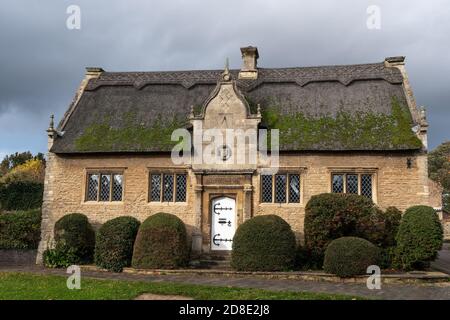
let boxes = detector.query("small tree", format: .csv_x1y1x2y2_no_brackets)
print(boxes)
394,205,443,270
428,141,450,212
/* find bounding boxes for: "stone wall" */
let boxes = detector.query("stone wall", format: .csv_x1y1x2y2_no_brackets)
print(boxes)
37,150,430,263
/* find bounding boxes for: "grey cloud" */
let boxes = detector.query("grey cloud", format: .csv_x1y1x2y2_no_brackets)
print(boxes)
0,0,448,156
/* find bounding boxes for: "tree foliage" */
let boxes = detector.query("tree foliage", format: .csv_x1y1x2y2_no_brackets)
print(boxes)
428,141,450,212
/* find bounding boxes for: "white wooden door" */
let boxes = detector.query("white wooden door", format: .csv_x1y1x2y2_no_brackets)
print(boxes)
211,196,236,250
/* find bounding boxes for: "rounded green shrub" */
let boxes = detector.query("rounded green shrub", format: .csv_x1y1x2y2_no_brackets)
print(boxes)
394,205,443,270
53,213,95,264
95,216,140,272
231,215,296,271
304,193,378,267
323,237,380,277
132,212,189,269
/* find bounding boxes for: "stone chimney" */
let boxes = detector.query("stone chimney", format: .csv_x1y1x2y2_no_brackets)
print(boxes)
239,46,259,80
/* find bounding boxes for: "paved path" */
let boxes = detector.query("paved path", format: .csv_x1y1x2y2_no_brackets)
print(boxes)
0,265,449,300
432,243,450,275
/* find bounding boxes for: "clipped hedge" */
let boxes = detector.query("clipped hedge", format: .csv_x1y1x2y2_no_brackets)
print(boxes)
231,215,296,271
394,205,443,270
52,213,95,265
304,193,398,267
132,213,189,269
0,181,43,211
95,216,140,272
323,237,380,277
0,209,41,249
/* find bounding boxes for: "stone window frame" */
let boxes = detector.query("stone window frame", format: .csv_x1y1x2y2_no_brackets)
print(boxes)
84,168,125,203
259,170,304,205
148,168,189,203
328,167,378,203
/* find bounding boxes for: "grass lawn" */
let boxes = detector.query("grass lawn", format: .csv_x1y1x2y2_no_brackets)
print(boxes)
0,272,363,300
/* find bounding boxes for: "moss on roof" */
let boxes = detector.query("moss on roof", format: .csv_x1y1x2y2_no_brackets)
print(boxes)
74,112,188,152
261,97,422,150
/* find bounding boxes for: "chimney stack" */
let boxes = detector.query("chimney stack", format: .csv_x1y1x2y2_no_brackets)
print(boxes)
239,46,259,80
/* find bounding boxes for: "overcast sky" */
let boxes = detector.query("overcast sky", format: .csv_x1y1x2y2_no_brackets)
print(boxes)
0,0,449,159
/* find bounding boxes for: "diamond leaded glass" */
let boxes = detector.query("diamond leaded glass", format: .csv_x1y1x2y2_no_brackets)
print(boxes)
150,174,161,201
361,174,372,199
346,174,358,194
175,174,187,202
99,174,111,201
163,174,174,202
261,175,273,203
289,174,300,203
87,174,99,201
112,174,123,201
332,174,344,193
275,174,287,203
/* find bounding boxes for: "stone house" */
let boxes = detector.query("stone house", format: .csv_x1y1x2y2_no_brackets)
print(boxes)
37,46,431,263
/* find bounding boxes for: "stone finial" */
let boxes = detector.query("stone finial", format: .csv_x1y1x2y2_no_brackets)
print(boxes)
222,57,231,81
419,106,428,127
47,114,56,138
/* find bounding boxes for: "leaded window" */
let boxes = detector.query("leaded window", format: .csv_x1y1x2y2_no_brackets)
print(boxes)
163,174,174,202
346,174,358,194
275,175,287,203
261,173,301,204
332,174,344,193
150,174,161,201
361,174,372,198
112,174,123,201
261,175,273,203
99,174,111,201
149,172,187,202
176,174,187,202
289,174,300,203
86,172,123,202
331,173,373,200
87,174,99,201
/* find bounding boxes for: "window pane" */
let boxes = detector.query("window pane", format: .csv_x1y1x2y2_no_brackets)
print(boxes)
361,174,372,199
150,174,161,201
163,174,174,202
87,174,99,201
175,174,187,202
275,174,287,203
261,175,273,203
332,174,344,193
346,174,358,194
288,174,300,203
99,174,111,201
112,174,123,201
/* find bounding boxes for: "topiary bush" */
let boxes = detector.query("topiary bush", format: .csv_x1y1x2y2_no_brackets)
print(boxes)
52,213,95,265
95,216,140,272
323,237,380,277
304,193,376,266
0,209,41,249
394,205,443,270
132,212,189,269
231,215,296,271
0,181,43,211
